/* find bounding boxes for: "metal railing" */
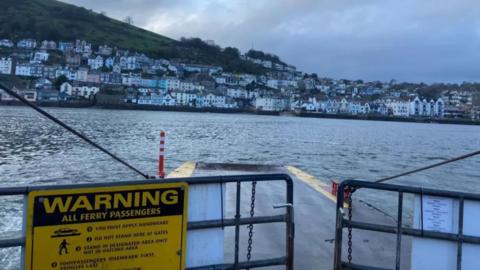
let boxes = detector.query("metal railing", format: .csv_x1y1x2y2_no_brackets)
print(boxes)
0,173,294,270
334,180,480,270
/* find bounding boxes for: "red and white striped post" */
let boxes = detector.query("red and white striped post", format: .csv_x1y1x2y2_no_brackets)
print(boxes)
158,131,165,178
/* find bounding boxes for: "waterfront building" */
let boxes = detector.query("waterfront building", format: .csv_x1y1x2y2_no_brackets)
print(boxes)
387,100,410,117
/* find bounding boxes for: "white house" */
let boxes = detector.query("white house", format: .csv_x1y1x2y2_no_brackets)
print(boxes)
227,88,247,98
0,58,12,74
15,64,32,76
32,51,49,63
174,91,197,106
105,57,115,68
76,68,89,82
0,39,14,48
60,82,99,99
17,39,37,49
255,96,287,111
387,100,410,117
163,93,176,106
204,93,226,108
267,79,279,89
409,97,444,117
88,56,104,70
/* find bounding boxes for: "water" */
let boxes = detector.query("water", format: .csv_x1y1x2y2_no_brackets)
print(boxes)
0,106,479,268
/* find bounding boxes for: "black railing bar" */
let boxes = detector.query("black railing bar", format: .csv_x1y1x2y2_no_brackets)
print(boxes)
340,180,480,201
285,178,295,270
0,236,24,248
188,215,287,230
457,198,464,270
186,256,287,270
340,261,391,270
0,174,293,196
333,182,347,270
395,192,403,270
0,214,288,249
344,220,480,245
234,180,241,269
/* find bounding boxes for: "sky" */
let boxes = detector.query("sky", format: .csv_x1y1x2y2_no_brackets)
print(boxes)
61,0,480,83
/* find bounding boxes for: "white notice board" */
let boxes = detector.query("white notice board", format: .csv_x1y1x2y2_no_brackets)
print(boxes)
411,195,480,270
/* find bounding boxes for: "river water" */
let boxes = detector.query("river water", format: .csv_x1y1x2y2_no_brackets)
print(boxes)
0,106,479,268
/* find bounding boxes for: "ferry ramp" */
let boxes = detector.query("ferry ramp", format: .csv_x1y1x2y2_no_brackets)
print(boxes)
174,162,411,270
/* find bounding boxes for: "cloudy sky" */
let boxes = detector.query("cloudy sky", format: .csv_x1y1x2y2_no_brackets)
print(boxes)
61,0,480,83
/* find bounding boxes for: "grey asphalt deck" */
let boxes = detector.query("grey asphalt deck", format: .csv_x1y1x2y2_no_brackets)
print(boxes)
192,162,411,270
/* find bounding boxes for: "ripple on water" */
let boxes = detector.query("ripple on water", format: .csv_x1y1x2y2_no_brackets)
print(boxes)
0,107,480,269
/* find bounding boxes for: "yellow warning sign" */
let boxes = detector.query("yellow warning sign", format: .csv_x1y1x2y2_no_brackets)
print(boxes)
25,182,188,270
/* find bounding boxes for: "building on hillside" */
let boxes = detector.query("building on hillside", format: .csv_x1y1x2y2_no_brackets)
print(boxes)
32,51,49,63
0,39,14,48
0,58,12,74
76,68,89,82
40,40,57,50
42,65,58,79
58,41,74,52
15,64,32,77
17,39,37,49
65,51,81,67
98,45,113,56
88,56,104,70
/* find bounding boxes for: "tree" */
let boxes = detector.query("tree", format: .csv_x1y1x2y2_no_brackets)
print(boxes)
54,75,68,90
123,16,134,25
224,47,240,58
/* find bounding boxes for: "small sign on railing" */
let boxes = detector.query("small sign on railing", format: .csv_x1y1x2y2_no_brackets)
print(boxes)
24,182,189,270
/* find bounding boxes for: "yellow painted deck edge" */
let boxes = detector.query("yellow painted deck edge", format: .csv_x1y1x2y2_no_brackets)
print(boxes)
285,165,348,208
167,161,196,178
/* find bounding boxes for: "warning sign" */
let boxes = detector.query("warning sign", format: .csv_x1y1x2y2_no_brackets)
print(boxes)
25,182,188,270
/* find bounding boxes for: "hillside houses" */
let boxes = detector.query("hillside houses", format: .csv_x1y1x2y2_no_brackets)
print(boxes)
0,36,479,118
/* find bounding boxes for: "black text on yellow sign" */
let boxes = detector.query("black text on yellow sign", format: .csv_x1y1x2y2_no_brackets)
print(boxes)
25,182,188,270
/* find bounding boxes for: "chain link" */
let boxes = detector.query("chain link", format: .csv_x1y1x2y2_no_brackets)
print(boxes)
347,187,355,265
246,181,257,266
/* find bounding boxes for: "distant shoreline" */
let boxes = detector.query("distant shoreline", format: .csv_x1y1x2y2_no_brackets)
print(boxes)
1,101,479,126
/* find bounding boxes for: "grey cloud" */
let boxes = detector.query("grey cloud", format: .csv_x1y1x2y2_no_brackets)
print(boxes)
61,0,480,83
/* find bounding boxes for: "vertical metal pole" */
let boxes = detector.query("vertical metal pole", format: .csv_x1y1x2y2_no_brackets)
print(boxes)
457,198,464,270
286,179,294,270
333,183,346,270
395,192,403,270
158,131,165,178
234,181,241,269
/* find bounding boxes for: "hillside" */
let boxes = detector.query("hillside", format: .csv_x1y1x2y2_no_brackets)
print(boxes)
0,0,267,74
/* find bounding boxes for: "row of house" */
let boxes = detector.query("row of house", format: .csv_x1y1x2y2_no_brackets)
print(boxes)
299,97,445,117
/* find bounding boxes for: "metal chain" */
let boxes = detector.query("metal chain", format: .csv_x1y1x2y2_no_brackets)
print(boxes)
246,181,257,266
347,187,355,265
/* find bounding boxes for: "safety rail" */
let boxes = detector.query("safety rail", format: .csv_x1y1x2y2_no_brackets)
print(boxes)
334,180,480,270
0,173,294,270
